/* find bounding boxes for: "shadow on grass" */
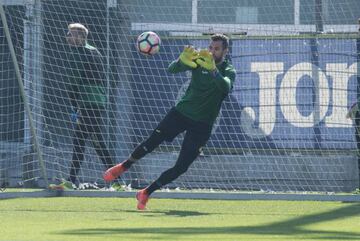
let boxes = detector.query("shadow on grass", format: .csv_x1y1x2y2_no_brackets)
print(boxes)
122,209,210,217
59,203,360,240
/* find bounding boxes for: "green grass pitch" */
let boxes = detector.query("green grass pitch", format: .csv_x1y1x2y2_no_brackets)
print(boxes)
0,197,359,241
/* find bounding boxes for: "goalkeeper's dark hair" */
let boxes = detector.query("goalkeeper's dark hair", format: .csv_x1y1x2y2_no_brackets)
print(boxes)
211,33,229,49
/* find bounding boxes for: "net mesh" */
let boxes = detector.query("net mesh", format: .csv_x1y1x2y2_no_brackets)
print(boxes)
0,0,359,192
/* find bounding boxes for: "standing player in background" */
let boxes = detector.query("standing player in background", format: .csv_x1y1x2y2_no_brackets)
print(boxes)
49,23,115,190
104,34,236,209
347,100,360,190
345,18,360,191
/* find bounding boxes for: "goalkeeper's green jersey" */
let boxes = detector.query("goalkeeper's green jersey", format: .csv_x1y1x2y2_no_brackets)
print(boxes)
168,58,236,125
66,43,107,109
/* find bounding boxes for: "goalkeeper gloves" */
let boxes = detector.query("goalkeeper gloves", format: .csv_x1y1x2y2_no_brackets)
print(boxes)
179,45,199,68
70,107,79,122
346,102,359,120
195,49,216,72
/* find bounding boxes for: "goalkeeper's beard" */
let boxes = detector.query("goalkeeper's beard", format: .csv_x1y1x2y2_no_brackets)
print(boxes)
214,56,224,65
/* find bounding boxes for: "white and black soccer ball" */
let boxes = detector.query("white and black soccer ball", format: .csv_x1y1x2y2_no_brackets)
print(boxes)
136,31,161,56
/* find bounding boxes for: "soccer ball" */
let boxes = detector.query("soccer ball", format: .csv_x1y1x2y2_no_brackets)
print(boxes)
136,31,161,56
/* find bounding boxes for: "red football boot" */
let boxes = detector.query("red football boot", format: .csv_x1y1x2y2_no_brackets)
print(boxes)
103,161,128,182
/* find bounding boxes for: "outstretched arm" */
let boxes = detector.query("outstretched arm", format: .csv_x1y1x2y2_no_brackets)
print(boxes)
168,59,193,73
168,45,199,73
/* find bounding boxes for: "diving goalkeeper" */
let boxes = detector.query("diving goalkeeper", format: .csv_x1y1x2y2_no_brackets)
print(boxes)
104,33,236,209
50,23,115,190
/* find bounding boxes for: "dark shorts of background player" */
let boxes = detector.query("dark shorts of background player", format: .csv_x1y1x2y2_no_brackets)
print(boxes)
131,107,212,180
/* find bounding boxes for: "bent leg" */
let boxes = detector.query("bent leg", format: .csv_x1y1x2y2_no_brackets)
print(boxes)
146,127,211,195
131,108,186,161
131,129,168,160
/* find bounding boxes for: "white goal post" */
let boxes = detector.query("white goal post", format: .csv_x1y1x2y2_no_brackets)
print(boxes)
0,0,359,198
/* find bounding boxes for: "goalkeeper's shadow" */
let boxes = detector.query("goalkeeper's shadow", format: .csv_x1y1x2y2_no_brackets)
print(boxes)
120,209,212,217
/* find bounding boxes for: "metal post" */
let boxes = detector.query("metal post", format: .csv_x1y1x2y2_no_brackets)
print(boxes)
357,18,360,189
315,0,323,33
309,0,323,149
24,0,43,145
294,0,300,26
192,0,198,24
106,0,112,146
310,37,321,149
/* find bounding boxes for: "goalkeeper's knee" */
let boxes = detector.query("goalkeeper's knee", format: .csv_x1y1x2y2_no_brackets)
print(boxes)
131,129,166,159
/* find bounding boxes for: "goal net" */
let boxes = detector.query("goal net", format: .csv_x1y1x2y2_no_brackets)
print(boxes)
1,0,359,193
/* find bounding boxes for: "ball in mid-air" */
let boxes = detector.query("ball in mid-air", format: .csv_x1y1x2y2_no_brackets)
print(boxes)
136,31,161,56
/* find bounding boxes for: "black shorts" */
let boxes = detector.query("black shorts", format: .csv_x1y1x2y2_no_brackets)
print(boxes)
156,107,212,143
